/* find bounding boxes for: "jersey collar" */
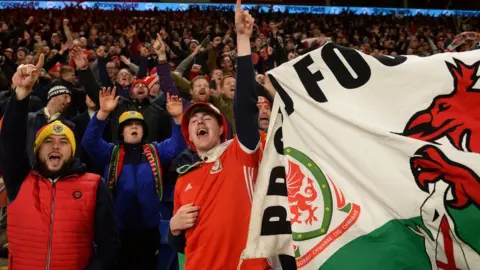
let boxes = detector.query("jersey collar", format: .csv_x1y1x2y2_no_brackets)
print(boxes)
176,140,233,176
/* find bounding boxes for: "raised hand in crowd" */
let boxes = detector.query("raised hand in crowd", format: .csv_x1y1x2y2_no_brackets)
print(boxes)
255,74,265,86
25,16,34,25
235,0,254,37
71,46,88,70
96,46,107,58
170,203,200,236
119,55,131,66
213,36,222,48
63,19,74,43
60,41,73,54
97,87,120,120
191,64,202,73
166,93,183,124
192,45,203,56
12,54,44,100
235,0,254,56
153,33,167,61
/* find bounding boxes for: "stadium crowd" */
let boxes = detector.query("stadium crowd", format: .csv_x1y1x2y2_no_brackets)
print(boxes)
0,2,478,270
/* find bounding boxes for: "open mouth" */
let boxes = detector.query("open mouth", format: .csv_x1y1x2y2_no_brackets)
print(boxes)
197,128,208,138
48,153,62,166
259,116,269,124
131,131,138,136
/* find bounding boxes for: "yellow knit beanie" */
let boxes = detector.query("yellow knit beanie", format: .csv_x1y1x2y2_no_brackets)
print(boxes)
34,120,76,155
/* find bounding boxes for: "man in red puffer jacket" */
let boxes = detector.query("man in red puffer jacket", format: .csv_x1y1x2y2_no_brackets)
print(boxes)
1,55,120,270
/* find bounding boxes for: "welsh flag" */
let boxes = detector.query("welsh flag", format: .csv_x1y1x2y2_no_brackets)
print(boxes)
243,43,480,269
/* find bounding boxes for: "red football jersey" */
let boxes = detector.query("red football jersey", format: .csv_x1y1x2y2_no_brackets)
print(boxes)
174,137,271,270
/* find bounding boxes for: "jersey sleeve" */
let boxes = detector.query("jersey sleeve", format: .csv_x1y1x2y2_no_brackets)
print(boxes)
227,136,261,168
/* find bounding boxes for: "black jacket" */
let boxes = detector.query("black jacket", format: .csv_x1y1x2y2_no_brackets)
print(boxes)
1,91,120,270
73,110,112,175
0,90,43,118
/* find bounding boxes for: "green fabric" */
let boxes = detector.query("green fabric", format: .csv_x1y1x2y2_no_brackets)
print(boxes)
321,218,432,270
171,73,192,100
447,204,480,254
178,253,186,270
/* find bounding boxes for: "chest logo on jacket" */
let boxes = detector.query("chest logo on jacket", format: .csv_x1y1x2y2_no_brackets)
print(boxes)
73,191,83,199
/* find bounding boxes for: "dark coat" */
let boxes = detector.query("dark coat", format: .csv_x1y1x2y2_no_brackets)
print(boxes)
73,110,112,176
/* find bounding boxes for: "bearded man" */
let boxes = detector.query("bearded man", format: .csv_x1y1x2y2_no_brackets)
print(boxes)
1,55,119,270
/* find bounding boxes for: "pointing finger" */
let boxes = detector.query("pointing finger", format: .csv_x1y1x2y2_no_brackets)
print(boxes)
236,0,242,11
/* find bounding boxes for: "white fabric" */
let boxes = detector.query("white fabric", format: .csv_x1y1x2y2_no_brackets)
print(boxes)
244,44,480,269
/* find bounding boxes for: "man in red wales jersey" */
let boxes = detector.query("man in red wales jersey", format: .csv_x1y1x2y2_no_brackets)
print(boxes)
167,1,271,269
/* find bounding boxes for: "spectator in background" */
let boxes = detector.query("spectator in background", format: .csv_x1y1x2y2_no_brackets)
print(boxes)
73,95,112,175
73,46,173,144
26,84,75,165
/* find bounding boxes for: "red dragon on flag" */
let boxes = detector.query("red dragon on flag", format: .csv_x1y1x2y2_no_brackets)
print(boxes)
401,58,480,269
286,160,319,225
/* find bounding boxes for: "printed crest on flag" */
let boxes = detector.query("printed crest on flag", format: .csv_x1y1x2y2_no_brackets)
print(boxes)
284,147,361,266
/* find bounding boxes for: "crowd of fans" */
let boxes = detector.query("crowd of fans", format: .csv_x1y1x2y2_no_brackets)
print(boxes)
0,4,478,270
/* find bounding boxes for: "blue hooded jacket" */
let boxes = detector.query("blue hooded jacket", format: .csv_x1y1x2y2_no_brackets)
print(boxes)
81,114,186,230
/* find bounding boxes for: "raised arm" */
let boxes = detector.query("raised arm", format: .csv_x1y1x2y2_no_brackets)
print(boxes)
81,87,118,167
153,34,181,97
72,46,102,107
0,16,33,44
155,93,187,165
153,35,191,109
96,56,113,87
136,56,149,79
1,54,44,202
234,3,260,151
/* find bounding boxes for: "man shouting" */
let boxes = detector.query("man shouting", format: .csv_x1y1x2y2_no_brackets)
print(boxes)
168,1,271,269
1,55,119,270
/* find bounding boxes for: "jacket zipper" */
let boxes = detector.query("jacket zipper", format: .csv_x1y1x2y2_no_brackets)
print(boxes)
45,181,57,270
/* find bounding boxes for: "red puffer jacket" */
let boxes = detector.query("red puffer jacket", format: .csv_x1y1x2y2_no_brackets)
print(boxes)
7,171,100,270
